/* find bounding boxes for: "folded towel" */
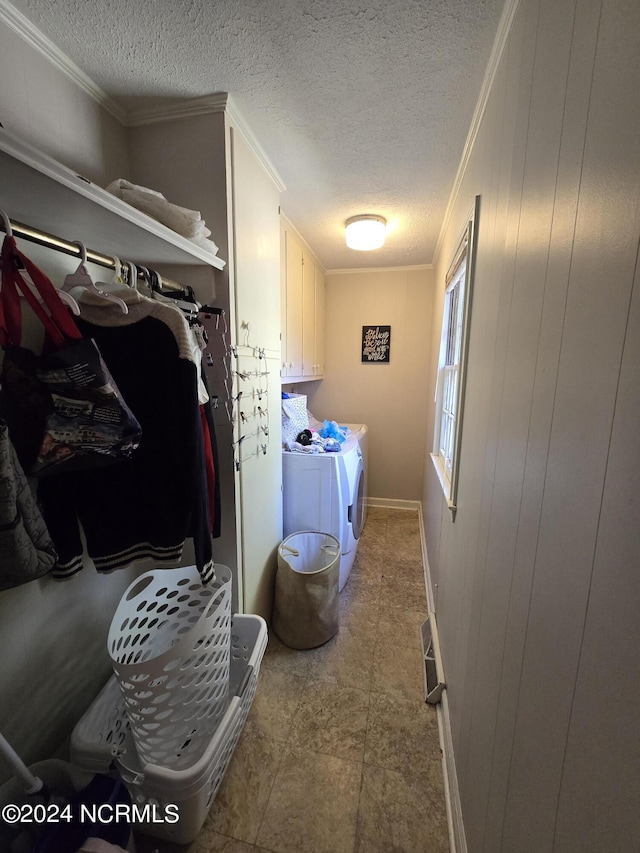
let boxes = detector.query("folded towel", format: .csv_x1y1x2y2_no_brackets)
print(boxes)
106,179,217,251
119,187,203,238
106,177,165,200
190,232,220,255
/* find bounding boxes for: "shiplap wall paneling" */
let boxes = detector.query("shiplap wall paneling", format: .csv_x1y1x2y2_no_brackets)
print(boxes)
554,252,640,851
422,5,524,621
454,1,535,799
461,0,579,845
483,1,601,848
423,0,640,850
502,0,640,849
439,0,534,773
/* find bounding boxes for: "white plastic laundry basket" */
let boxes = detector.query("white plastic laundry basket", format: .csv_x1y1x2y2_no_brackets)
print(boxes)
72,614,268,845
107,563,231,769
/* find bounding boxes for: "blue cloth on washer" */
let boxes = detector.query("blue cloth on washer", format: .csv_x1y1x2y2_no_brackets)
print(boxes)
318,420,349,443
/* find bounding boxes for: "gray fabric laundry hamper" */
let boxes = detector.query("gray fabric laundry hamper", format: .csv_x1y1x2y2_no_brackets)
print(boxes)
272,531,341,649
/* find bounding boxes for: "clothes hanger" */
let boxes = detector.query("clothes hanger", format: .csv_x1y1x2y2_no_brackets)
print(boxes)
124,260,138,290
61,241,128,314
136,265,155,297
99,255,130,291
0,209,81,315
108,255,125,287
146,267,201,315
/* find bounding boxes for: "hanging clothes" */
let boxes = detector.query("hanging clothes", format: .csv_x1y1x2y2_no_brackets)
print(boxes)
38,287,216,584
0,420,57,590
200,370,222,538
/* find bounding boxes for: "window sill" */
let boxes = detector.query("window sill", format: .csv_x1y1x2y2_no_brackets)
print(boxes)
430,454,457,520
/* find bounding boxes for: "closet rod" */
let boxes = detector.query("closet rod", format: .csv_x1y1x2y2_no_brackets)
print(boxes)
1,217,188,292
2,218,117,270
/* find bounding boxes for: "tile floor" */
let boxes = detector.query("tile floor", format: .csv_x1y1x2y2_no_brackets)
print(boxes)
136,507,450,853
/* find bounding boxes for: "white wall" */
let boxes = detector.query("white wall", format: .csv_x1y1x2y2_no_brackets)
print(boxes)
423,0,640,850
305,267,435,502
0,19,129,186
0,15,134,779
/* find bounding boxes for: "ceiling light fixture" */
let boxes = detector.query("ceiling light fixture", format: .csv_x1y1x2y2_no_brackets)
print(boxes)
345,214,387,251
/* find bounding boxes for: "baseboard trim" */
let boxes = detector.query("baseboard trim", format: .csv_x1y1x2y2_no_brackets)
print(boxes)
366,497,421,511
438,690,468,853
419,505,462,853
417,502,435,613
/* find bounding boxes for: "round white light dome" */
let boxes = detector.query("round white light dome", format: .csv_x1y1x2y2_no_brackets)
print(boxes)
345,215,387,250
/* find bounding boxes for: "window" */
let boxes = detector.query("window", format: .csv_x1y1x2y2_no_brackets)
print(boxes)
432,196,479,516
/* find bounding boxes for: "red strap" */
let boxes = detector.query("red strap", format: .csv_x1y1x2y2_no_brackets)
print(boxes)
1,235,82,348
200,406,216,532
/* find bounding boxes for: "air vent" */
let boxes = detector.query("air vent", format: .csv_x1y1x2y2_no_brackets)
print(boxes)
420,612,446,704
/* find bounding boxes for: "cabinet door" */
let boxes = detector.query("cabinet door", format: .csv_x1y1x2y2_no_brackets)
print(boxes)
302,253,316,376
314,265,325,376
283,229,303,377
280,222,287,374
230,129,281,353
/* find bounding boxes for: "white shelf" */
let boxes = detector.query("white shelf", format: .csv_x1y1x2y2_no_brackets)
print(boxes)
0,128,225,270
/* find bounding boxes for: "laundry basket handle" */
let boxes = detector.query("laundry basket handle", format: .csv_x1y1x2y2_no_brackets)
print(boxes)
321,544,340,556
281,545,300,556
119,767,145,786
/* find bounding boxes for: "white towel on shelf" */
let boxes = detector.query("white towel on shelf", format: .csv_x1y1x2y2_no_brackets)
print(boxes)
189,231,220,255
105,179,218,254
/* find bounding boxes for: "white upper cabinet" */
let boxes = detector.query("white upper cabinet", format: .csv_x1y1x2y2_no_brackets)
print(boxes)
230,128,281,354
314,265,326,376
302,245,316,376
281,217,325,382
281,225,304,378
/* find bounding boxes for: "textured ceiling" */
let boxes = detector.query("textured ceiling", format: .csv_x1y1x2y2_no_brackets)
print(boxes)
11,0,505,269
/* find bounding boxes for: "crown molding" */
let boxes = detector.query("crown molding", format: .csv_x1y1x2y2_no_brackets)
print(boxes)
0,3,286,194
127,93,286,193
432,0,522,266
0,0,126,124
125,93,229,126
224,95,286,192
327,263,434,275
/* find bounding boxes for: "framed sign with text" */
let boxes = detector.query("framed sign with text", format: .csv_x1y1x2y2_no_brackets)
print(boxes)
361,325,391,363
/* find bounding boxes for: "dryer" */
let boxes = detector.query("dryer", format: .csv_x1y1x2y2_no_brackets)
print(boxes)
282,428,366,591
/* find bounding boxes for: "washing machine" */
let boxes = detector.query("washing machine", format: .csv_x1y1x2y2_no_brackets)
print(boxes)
282,424,368,591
